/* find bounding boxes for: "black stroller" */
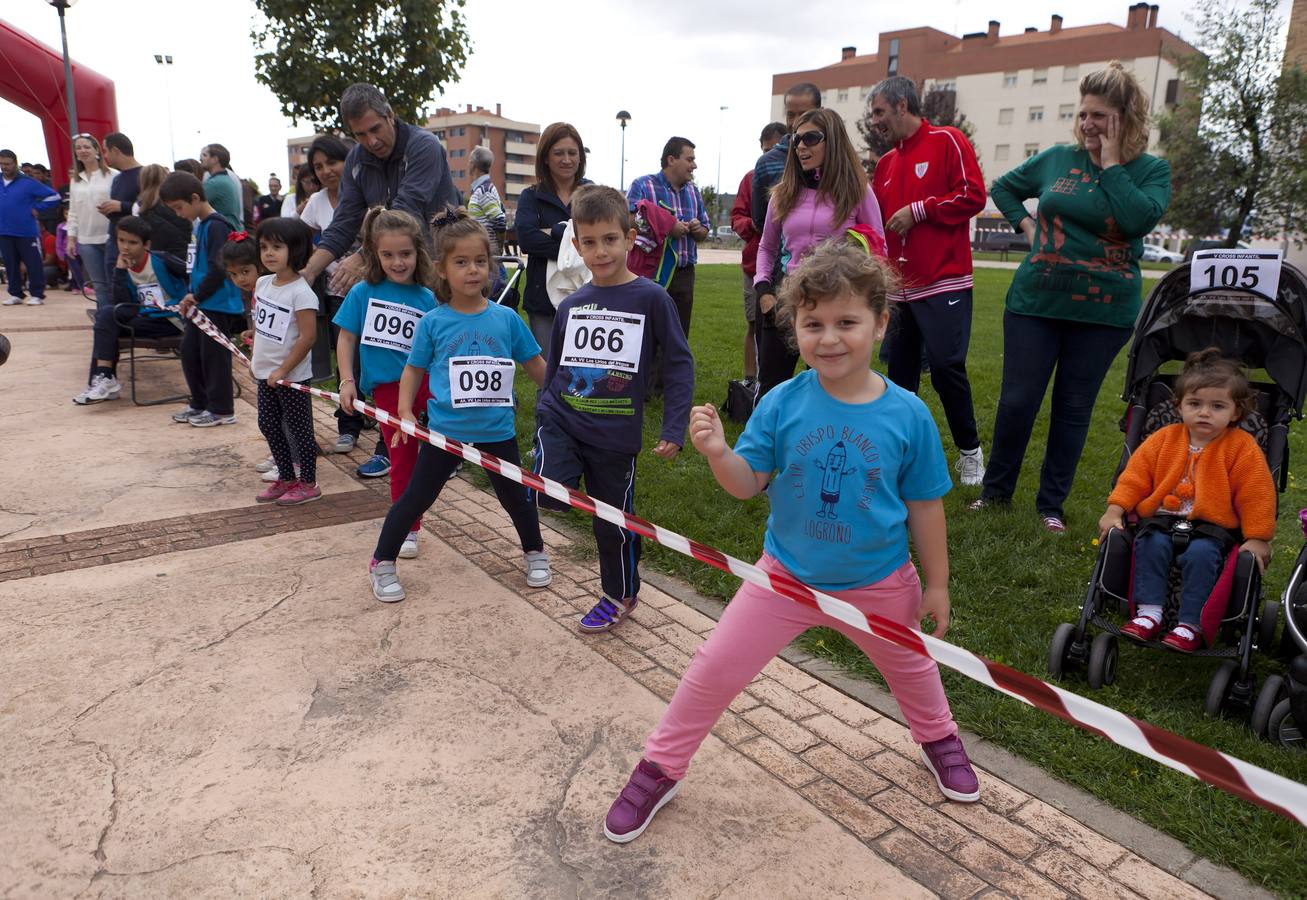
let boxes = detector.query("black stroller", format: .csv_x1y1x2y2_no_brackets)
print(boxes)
1264,513,1307,749
1048,259,1307,723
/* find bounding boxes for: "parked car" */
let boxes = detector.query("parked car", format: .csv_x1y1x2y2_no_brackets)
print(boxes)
976,231,1031,255
1141,243,1183,263
1183,239,1251,262
712,225,738,240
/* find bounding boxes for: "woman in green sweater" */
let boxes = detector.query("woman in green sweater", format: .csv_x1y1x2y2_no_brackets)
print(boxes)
972,62,1171,532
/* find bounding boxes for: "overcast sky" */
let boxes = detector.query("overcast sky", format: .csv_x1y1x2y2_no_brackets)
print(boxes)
0,0,1263,197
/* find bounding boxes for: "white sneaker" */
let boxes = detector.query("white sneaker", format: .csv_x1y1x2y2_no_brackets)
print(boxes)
955,447,985,486
525,550,552,588
399,531,419,559
371,561,406,603
332,433,357,453
255,456,277,473
25,296,44,306
72,373,122,405
2,296,20,306
172,405,203,423
262,463,299,482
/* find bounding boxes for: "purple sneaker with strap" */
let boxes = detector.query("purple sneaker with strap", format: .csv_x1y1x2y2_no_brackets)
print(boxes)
604,758,680,843
579,595,637,633
920,733,980,802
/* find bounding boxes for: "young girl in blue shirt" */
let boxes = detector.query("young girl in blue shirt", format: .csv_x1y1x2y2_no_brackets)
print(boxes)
604,240,980,844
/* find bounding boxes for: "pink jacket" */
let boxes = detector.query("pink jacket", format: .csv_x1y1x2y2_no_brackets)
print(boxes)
754,184,885,290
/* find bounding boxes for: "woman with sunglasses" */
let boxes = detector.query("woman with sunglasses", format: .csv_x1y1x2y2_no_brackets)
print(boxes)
753,108,886,398
66,134,117,304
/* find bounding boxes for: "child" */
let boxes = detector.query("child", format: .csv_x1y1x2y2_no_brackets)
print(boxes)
73,216,187,404
1101,349,1276,652
334,208,438,559
603,241,978,845
531,185,694,632
247,217,321,506
159,172,245,427
368,209,549,603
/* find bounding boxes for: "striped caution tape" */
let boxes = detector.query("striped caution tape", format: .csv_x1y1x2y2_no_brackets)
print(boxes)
166,298,1307,826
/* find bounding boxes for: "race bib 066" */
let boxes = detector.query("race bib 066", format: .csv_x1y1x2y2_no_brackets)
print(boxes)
360,298,424,353
559,310,646,373
136,282,164,308
449,356,516,407
253,295,292,345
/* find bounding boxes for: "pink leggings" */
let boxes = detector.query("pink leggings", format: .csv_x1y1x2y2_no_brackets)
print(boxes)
645,555,956,780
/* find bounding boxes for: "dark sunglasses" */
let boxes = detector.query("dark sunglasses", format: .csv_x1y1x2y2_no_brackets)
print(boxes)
792,130,826,148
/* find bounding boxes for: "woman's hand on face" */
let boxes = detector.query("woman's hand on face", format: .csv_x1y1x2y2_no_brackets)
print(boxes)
1100,113,1123,168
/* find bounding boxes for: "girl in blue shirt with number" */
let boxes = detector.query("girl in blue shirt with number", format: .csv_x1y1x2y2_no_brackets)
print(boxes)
334,208,439,557
367,209,550,603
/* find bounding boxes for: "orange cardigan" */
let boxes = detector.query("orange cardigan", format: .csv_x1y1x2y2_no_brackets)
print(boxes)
1107,423,1277,540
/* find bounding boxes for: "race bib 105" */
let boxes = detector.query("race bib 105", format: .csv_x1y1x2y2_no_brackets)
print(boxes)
1190,248,1282,301
360,297,424,353
449,356,516,407
559,309,646,373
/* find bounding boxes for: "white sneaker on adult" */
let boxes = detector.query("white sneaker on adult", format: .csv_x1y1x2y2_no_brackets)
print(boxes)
2,296,21,306
262,464,299,482
73,373,122,405
954,447,985,486
25,296,44,306
399,531,420,559
255,456,277,473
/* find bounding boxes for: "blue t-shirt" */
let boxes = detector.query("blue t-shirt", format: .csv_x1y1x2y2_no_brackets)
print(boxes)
406,301,541,442
734,370,952,590
332,279,438,394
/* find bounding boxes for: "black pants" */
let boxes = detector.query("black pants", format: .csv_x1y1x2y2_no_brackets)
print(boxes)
981,310,1132,519
652,264,695,391
90,303,177,378
180,311,243,416
373,438,542,562
324,293,367,439
886,290,980,452
754,304,801,400
532,411,640,601
0,234,45,299
257,382,317,483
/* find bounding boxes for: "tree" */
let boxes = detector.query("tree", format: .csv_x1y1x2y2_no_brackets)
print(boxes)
856,85,980,172
251,0,471,131
701,184,719,229
1160,0,1307,246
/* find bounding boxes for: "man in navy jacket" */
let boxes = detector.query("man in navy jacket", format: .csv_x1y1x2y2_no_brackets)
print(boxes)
0,149,61,305
301,83,459,295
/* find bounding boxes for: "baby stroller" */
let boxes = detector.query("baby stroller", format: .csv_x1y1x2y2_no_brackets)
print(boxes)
1264,512,1307,749
1047,258,1307,723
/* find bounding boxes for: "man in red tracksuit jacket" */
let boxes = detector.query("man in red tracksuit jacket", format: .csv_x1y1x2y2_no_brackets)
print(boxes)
731,121,787,382
870,76,987,486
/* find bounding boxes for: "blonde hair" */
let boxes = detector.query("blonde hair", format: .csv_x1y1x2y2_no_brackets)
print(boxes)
1076,61,1151,162
769,108,868,227
72,134,112,179
136,164,170,212
776,240,899,342
429,207,493,302
361,207,436,289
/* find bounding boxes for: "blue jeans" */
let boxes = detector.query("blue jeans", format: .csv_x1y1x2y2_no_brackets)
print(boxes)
1131,529,1226,628
981,310,1131,519
76,241,113,308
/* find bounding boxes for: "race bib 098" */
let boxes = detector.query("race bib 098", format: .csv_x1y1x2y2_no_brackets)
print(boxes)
360,297,424,353
448,356,516,407
559,310,646,373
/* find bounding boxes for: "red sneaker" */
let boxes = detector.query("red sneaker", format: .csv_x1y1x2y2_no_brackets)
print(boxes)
256,479,295,503
1120,616,1162,643
1161,624,1202,653
276,481,322,506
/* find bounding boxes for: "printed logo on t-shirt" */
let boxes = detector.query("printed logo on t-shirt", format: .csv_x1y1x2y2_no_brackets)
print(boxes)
781,424,883,545
914,162,929,179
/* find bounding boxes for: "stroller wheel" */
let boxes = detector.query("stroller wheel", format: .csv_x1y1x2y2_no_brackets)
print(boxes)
1204,661,1239,719
1266,698,1305,752
1048,623,1078,679
1252,675,1287,737
1087,633,1118,689
1257,600,1280,653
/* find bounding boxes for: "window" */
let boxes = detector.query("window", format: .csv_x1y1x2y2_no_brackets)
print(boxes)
888,38,900,76
1058,103,1075,121
450,148,466,158
452,126,465,137
506,131,525,142
433,130,445,139
1024,143,1040,158
1028,106,1044,122
1063,64,1079,82
998,107,1014,125
1165,78,1180,105
995,144,1010,162
1032,68,1048,85
1003,71,1018,88
837,89,849,103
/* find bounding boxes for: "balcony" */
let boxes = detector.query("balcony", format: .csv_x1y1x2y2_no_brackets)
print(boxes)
505,161,534,177
505,140,536,156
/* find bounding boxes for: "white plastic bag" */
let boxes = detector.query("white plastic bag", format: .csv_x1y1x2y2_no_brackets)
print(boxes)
545,220,592,308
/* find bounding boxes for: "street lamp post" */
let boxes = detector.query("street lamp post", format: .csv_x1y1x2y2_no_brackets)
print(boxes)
616,110,631,188
716,105,728,227
47,0,80,162
154,55,176,163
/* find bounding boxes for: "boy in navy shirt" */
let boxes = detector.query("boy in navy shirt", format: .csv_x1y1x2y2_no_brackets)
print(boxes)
533,185,695,632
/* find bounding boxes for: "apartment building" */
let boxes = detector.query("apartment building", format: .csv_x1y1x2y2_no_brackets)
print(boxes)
770,4,1198,182
287,104,540,213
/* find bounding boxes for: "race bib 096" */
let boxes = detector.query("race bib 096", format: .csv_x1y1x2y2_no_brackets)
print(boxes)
559,310,646,373
448,356,516,408
360,298,424,353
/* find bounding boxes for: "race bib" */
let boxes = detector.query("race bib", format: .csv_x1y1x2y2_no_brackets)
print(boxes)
360,297,424,353
186,240,196,275
449,356,515,408
559,310,646,373
1189,249,1282,301
253,294,292,345
136,282,164,308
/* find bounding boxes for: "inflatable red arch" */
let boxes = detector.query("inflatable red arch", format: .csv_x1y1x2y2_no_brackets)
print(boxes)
1,18,117,187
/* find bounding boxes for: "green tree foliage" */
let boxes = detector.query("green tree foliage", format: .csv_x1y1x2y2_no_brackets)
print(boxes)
1160,0,1307,245
857,85,979,172
251,0,471,131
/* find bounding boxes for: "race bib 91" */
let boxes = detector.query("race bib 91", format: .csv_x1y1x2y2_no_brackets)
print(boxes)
360,297,424,353
559,310,646,373
253,294,292,345
136,282,164,308
449,356,516,407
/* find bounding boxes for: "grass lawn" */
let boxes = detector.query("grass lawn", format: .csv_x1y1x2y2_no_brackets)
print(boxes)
502,265,1306,895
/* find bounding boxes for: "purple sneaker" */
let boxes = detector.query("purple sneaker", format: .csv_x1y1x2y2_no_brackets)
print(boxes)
579,595,637,633
920,734,980,803
604,758,680,843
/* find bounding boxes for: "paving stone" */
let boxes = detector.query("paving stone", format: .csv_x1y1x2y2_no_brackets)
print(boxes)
727,691,761,714
657,599,718,634
1029,847,1144,900
633,666,681,703
613,620,663,651
741,707,821,753
635,586,678,609
800,681,882,728
737,736,822,789
868,787,973,853
949,839,1069,900
710,711,761,746
804,714,883,759
644,643,692,675
627,602,673,629
590,637,656,674
1013,798,1129,870
800,779,895,842
940,799,1044,860
1109,854,1214,900
860,713,921,756
800,744,890,799
656,622,705,654
976,771,1033,817
746,678,821,720
873,828,989,900
762,658,817,693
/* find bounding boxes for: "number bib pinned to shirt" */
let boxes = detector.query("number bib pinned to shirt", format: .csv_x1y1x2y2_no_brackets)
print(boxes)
136,282,164,308
360,298,424,353
186,240,196,275
559,310,645,373
449,356,516,407
253,294,292,345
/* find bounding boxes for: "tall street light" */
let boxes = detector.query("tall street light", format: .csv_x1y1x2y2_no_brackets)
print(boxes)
616,110,631,189
47,0,80,160
154,55,176,163
716,105,728,226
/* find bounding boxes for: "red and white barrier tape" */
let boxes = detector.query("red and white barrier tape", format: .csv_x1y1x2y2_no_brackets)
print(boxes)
169,299,1307,826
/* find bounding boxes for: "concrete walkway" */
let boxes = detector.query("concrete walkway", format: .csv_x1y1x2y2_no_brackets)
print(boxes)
0,291,1245,898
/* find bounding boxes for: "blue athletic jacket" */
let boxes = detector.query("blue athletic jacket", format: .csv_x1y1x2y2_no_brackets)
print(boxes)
189,213,243,315
0,173,61,237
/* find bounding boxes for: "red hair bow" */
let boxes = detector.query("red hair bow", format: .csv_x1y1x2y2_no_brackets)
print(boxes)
228,231,250,242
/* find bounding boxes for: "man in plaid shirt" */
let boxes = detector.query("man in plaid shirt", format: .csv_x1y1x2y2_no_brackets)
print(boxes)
467,146,508,295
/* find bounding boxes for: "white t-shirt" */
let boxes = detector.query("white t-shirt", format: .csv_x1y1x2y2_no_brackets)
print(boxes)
251,274,319,382
299,190,340,277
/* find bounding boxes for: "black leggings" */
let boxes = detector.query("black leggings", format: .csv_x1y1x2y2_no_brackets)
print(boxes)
373,438,542,562
257,382,317,483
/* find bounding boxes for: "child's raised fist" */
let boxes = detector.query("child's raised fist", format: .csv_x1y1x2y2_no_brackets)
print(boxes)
689,403,727,459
